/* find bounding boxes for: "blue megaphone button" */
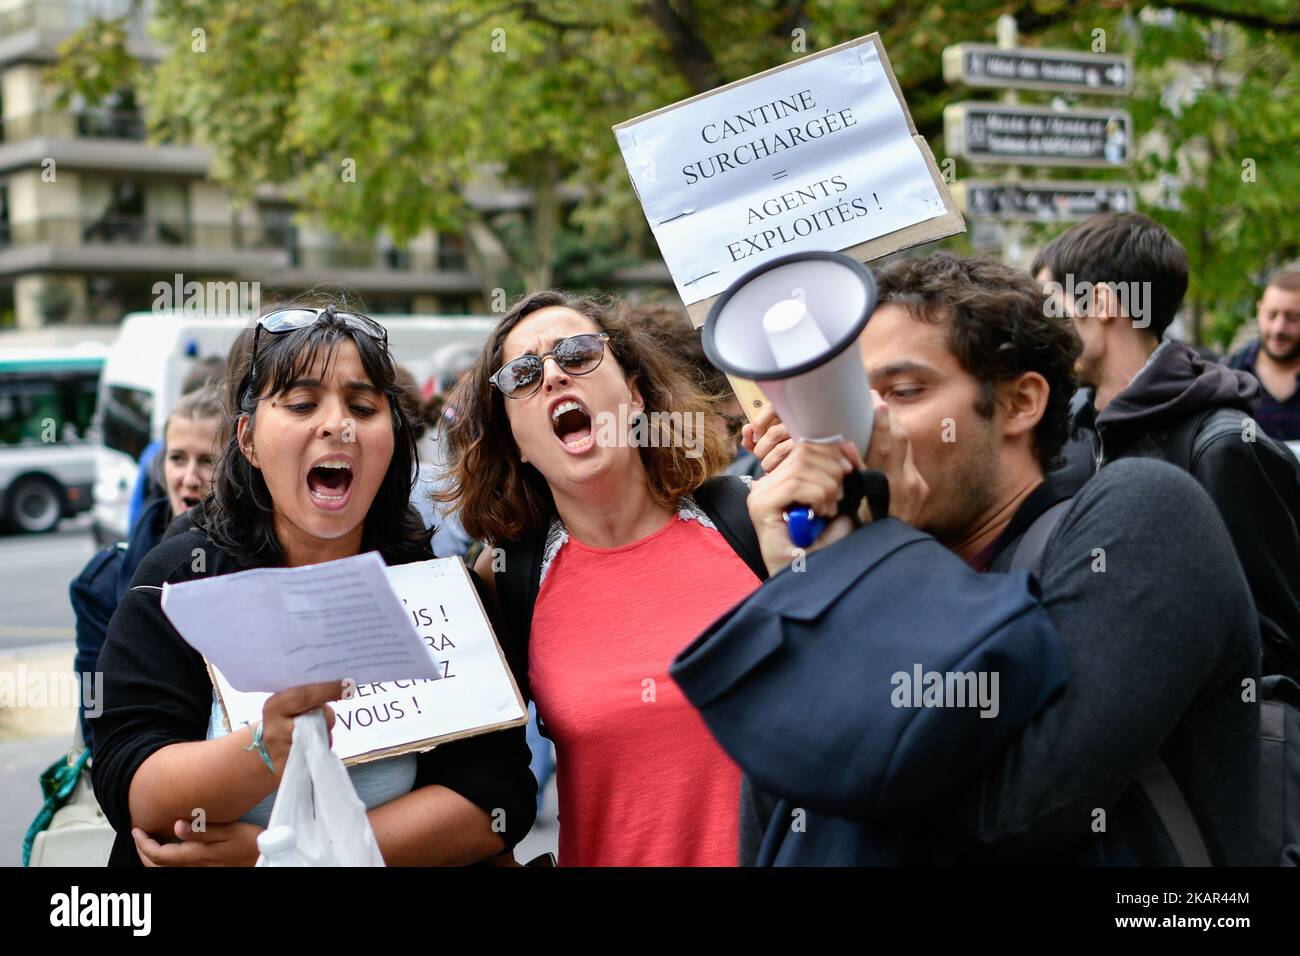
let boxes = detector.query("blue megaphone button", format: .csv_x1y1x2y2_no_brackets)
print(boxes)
785,507,826,549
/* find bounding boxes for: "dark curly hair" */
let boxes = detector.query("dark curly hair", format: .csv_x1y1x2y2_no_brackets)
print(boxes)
873,253,1081,473
436,290,731,545
201,299,431,567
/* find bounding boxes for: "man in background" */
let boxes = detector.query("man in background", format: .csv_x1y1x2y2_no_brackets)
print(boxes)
1035,213,1300,681
1228,268,1300,442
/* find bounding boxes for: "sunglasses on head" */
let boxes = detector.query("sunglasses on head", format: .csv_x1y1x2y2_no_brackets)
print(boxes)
490,332,610,400
243,305,388,406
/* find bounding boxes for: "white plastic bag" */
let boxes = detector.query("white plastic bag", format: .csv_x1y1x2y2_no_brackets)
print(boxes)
254,710,386,867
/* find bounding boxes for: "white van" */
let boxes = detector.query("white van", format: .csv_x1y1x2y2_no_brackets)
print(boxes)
92,311,495,545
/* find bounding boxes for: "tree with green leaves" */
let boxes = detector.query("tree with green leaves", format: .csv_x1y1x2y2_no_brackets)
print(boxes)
49,1,1300,343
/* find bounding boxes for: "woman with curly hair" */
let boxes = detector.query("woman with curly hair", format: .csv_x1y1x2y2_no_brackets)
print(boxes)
437,291,768,866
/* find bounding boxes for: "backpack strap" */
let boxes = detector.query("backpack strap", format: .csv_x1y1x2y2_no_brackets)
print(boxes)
495,477,765,724
1008,498,1072,575
693,475,768,582
1138,760,1213,866
1260,696,1287,855
495,530,545,703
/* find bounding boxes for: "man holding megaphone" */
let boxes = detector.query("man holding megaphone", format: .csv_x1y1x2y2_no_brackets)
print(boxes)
671,251,1262,867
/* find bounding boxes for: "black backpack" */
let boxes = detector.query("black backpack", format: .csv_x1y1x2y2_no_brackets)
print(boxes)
1014,495,1300,866
1168,408,1300,864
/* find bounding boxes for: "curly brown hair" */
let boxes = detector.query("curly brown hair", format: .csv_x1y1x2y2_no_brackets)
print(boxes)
873,253,1081,472
436,290,731,545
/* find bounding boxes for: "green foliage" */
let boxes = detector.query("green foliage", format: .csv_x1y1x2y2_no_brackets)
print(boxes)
44,0,1300,342
1127,14,1300,347
45,15,139,108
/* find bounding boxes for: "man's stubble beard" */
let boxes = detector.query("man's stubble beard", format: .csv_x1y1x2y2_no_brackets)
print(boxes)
918,413,1002,548
1262,336,1300,364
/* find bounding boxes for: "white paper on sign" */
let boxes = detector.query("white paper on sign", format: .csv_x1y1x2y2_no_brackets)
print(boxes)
211,558,528,764
615,37,948,305
161,551,440,692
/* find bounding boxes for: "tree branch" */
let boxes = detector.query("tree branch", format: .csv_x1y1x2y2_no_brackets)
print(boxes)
518,1,601,32
644,0,721,93
1161,0,1300,33
772,1,807,41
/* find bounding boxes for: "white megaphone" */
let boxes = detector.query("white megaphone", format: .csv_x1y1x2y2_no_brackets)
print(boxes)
702,251,877,547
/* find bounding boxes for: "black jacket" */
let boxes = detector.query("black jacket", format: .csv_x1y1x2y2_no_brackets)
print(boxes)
89,520,537,867
1094,340,1300,680
673,460,1262,865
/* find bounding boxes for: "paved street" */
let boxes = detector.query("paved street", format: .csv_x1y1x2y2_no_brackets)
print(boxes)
1,734,68,867
0,516,95,652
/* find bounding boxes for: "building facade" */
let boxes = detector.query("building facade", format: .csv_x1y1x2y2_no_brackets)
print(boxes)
0,0,486,328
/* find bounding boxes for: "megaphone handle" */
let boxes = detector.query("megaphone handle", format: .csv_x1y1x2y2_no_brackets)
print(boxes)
784,470,871,548
785,507,825,548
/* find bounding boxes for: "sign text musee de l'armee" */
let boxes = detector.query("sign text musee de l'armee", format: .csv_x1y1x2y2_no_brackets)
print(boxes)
944,103,1132,168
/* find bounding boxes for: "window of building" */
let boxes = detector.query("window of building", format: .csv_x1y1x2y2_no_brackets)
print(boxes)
77,87,145,140
100,384,152,460
83,179,145,243
437,234,468,271
85,276,160,323
261,205,300,266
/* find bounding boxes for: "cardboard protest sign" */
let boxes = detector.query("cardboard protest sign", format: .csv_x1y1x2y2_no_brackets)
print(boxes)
614,33,964,416
210,558,527,766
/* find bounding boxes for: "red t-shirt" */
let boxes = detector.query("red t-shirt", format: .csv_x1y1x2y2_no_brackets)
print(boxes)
529,511,761,866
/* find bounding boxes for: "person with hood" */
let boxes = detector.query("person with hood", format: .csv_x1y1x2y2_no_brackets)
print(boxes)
1034,212,1300,681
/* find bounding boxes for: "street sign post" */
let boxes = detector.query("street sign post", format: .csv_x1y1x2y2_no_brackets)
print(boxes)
943,43,1133,95
952,180,1137,221
944,102,1133,168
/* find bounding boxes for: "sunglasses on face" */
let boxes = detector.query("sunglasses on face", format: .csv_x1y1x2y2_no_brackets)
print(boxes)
243,306,389,405
490,332,610,400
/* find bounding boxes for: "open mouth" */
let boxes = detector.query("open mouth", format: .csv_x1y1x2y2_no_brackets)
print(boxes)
306,457,354,509
551,399,594,452
181,495,201,509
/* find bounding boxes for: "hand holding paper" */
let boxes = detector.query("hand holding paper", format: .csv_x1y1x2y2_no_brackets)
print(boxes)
161,551,440,693
163,554,526,763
